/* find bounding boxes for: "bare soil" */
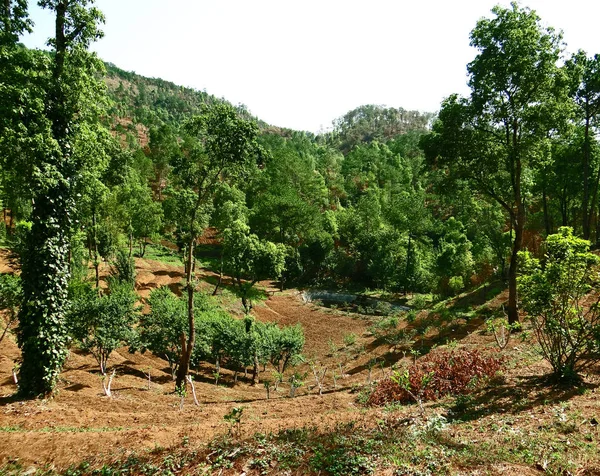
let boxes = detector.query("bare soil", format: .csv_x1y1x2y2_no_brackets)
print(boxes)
1,253,600,474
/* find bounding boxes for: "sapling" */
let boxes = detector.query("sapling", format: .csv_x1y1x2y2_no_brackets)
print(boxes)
213,371,220,386
176,383,187,411
144,367,152,390
263,379,272,399
288,371,305,398
367,358,378,383
308,359,327,396
102,369,117,398
391,368,434,418
272,371,284,391
224,406,244,437
186,375,200,406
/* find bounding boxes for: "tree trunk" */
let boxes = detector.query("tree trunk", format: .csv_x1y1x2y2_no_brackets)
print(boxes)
175,235,196,389
506,125,524,326
212,256,223,295
404,234,412,295
583,116,592,240
542,185,551,236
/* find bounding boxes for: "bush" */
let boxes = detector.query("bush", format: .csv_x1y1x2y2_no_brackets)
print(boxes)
367,349,503,406
68,281,140,374
0,273,21,344
518,227,600,382
111,249,136,286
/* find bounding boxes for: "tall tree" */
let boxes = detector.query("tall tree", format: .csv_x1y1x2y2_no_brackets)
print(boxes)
3,0,105,396
422,3,566,324
170,103,263,390
565,51,600,240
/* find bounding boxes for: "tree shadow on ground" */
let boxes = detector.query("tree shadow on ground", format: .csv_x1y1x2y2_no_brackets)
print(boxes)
448,374,599,424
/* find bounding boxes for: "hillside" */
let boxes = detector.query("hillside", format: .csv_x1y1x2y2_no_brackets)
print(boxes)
1,248,600,475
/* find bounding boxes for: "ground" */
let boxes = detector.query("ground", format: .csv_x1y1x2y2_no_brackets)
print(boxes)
1,249,600,475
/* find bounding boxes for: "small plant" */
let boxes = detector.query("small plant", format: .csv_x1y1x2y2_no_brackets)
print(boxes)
272,371,284,392
223,406,244,437
0,274,21,345
213,371,220,386
263,379,272,399
366,358,378,383
486,311,520,350
175,383,187,410
390,368,434,417
308,359,328,396
343,332,357,347
289,371,305,398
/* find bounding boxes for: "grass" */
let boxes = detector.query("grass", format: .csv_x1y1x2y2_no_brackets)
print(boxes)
10,407,597,476
0,425,128,433
138,243,182,265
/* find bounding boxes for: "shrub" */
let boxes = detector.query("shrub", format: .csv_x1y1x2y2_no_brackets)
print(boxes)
367,349,503,406
448,275,464,295
518,227,600,382
0,274,21,344
111,249,136,286
68,281,140,375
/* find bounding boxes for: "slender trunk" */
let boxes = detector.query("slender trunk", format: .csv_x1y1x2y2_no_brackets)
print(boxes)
404,234,412,295
93,208,99,289
212,255,223,296
252,354,259,386
175,235,196,389
542,184,551,236
506,122,524,326
583,116,591,240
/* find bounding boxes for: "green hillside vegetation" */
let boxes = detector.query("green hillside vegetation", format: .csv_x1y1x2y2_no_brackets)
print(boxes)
1,1,600,474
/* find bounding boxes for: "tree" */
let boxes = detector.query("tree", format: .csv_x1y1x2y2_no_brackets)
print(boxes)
68,280,139,375
519,227,600,382
137,286,188,379
169,103,263,389
565,51,600,240
423,3,566,324
3,0,106,396
222,220,286,314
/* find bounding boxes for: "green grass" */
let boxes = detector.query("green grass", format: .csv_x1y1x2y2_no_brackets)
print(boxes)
9,408,597,475
0,425,128,433
138,243,182,265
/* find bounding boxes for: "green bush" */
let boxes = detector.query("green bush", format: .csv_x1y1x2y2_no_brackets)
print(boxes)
518,227,600,382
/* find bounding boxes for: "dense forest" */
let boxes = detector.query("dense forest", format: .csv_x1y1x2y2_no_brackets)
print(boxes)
1,1,600,474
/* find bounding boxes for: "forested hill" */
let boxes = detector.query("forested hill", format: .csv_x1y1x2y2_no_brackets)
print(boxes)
102,61,433,149
103,62,271,147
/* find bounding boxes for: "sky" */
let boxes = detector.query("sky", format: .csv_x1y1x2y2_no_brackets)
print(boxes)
20,0,600,133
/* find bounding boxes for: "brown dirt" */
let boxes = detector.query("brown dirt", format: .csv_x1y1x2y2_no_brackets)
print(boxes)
2,254,600,474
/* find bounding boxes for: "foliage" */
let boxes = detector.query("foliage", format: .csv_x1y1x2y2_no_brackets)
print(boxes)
0,273,21,344
222,220,286,313
110,249,136,287
367,349,504,406
518,227,600,382
136,286,188,376
4,0,108,396
69,281,140,375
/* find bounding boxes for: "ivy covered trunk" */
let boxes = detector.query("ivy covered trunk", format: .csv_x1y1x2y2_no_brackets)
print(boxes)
18,191,72,396
16,0,104,396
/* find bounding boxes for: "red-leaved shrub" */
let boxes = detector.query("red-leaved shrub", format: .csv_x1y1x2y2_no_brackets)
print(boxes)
367,349,503,406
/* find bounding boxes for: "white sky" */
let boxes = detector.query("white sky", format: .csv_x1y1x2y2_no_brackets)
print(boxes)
21,0,600,133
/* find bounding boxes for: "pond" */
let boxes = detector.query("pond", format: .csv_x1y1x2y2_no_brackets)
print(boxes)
301,290,410,315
